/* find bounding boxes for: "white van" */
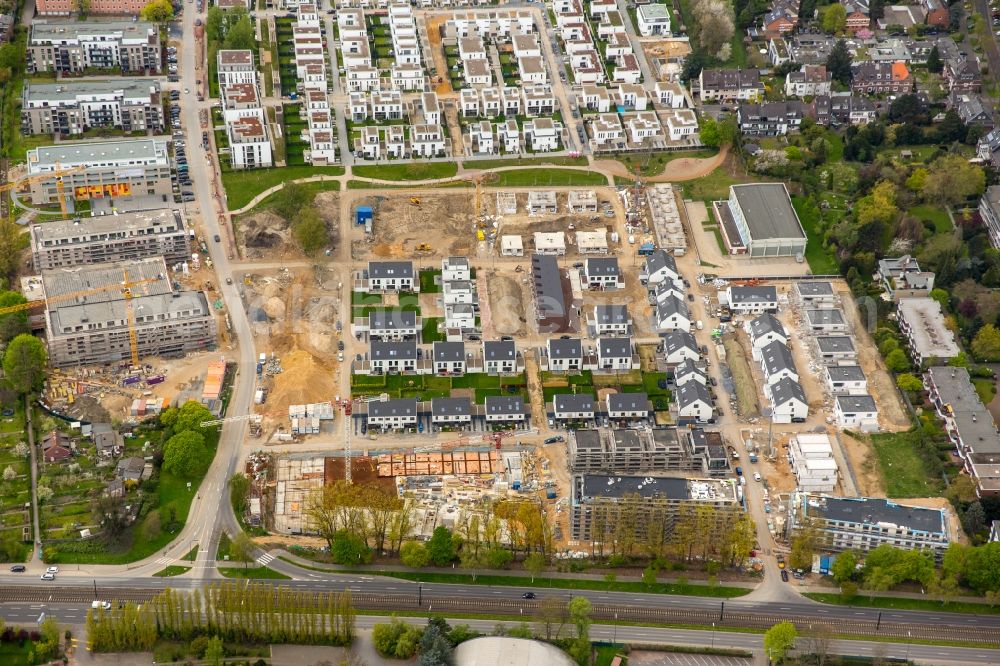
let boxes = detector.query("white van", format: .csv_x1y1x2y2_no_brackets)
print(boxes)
91,601,112,610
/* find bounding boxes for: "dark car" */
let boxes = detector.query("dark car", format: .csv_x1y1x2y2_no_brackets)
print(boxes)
543,436,565,444
735,466,743,476
214,234,221,242
657,379,668,389
687,294,695,301
781,569,789,582
9,565,25,572
337,341,345,351
521,592,536,599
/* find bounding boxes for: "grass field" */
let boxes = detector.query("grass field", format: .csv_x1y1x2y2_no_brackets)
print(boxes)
805,592,1000,615
614,149,718,177
909,204,953,234
383,571,749,598
974,377,997,405
792,195,839,274
218,566,291,580
353,162,458,181
870,430,943,498
153,565,192,577
681,167,748,202
0,641,34,666
493,169,607,187
466,156,589,169
222,165,345,210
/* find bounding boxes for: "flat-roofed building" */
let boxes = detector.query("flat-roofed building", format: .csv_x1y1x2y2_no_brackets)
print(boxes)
27,20,161,74
26,138,172,205
825,365,867,394
816,335,856,361
834,394,879,430
795,281,836,305
217,49,257,86
571,474,740,542
788,433,838,492
31,208,189,270
789,493,950,554
897,297,960,364
805,308,847,333
40,257,216,367
22,79,163,136
715,183,806,257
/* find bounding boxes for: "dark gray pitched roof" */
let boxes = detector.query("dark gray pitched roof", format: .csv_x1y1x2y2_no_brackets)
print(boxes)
368,260,414,279
761,340,795,375
370,398,419,417
431,397,472,416
644,249,677,277
483,340,516,360
594,304,630,324
729,285,778,303
598,337,632,358
548,337,583,359
432,341,465,362
608,392,650,412
485,395,526,415
554,393,595,412
749,313,785,339
370,309,417,329
677,381,712,408
662,330,698,355
656,296,689,322
586,257,621,277
771,377,806,405
370,339,418,360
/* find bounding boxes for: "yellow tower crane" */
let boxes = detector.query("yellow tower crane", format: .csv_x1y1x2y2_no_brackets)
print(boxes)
0,165,87,218
0,271,166,366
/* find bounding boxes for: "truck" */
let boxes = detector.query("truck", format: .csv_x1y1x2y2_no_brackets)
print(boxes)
749,452,758,463
695,320,704,330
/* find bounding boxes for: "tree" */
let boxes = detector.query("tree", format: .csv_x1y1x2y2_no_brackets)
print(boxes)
535,596,567,640
927,45,943,73
223,15,256,50
923,154,986,207
826,39,853,85
140,0,174,24
418,620,455,666
973,324,1000,361
884,348,911,373
896,373,923,392
170,400,215,436
567,596,592,639
3,334,47,395
2,465,15,481
642,566,657,586
401,541,431,568
764,621,797,663
524,551,546,582
272,181,313,220
485,546,512,569
229,473,250,516
373,618,422,659
699,115,738,148
204,636,224,666
864,566,894,599
0,291,28,345
230,531,254,568
426,526,457,566
162,430,208,478
831,550,857,583
331,529,373,565
789,522,818,570
821,3,847,33
293,206,329,255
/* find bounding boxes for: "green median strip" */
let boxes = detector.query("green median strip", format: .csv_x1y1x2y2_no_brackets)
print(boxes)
153,565,191,577
218,566,291,580
804,592,1000,615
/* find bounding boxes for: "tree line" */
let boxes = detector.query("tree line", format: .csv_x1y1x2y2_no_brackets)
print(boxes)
86,583,355,652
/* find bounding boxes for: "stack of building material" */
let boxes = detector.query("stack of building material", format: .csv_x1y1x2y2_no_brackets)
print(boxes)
202,360,227,402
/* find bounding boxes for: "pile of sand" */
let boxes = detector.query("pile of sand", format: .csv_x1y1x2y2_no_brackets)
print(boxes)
265,349,337,416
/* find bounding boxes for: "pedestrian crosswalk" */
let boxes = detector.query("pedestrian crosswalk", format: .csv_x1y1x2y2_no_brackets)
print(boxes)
257,552,275,566
154,556,173,565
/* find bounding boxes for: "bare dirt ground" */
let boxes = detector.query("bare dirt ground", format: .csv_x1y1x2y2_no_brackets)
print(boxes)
538,440,574,549
352,193,475,260
835,285,910,431
237,192,340,260
639,39,692,81
244,267,342,425
482,269,527,338
839,430,886,497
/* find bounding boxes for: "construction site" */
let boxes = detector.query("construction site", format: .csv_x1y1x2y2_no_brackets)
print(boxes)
237,191,340,260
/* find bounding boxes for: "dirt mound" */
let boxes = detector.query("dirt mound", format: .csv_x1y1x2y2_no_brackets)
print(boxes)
265,349,337,416
264,297,286,319
487,275,524,336
240,210,290,249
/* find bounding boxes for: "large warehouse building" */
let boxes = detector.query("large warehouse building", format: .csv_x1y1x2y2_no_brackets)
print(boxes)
714,183,807,258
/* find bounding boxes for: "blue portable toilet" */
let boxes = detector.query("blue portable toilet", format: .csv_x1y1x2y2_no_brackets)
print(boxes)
616,104,626,113
356,205,373,226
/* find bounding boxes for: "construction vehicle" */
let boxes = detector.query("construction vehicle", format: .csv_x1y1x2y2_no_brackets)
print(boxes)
415,243,433,254
409,197,420,205
0,165,87,218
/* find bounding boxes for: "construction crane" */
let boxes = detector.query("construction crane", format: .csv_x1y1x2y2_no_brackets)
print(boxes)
0,165,87,218
0,274,164,318
122,270,140,368
201,413,263,428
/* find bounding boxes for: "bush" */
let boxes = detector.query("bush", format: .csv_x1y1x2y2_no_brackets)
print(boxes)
190,636,210,657
372,618,423,659
400,541,430,568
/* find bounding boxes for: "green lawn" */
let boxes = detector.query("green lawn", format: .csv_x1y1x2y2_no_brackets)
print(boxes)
420,269,442,293
421,317,444,342
792,196,839,274
153,565,192,577
383,571,748,598
218,566,291,579
465,156,589,169
0,641,35,666
909,204,953,234
222,165,345,210
492,169,607,187
974,377,997,405
346,179,471,190
870,430,944,498
805,592,1000,615
353,162,458,181
681,167,748,202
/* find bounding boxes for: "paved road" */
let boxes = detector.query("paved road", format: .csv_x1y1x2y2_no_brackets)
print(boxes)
4,604,999,664
973,0,1000,81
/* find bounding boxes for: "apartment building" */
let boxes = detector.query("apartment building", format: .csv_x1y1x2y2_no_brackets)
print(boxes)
27,21,161,74
22,79,163,137
31,208,190,270
227,115,274,169
696,68,764,103
41,257,216,368
217,50,257,86
36,0,145,15
789,493,950,554
26,138,172,205
897,297,961,365
571,475,740,542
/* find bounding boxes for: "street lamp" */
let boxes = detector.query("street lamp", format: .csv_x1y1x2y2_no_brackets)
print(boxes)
712,622,715,649
906,630,911,662
418,582,423,607
614,613,618,644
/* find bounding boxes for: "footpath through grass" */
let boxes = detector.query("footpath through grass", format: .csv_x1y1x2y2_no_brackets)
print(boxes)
222,165,345,210
218,566,291,580
805,591,1000,615
325,569,748,598
465,155,589,169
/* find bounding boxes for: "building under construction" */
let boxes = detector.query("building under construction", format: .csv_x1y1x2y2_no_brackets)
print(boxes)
569,427,730,476
38,257,216,367
570,474,739,542
375,449,502,477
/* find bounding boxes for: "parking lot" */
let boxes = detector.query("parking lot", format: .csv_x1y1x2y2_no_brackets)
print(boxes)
627,650,753,666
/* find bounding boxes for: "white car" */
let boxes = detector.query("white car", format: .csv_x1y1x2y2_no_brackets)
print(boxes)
46,566,59,574
184,88,190,94
753,472,762,482
41,573,55,581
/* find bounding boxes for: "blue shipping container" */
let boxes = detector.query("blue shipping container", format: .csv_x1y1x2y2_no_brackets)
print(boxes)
356,206,373,226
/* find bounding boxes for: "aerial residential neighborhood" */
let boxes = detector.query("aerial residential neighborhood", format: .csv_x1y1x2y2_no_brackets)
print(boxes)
0,0,997,662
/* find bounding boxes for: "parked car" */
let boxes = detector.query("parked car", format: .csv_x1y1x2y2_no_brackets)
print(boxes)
543,436,564,444
780,569,789,582
213,234,221,242
753,472,761,482
9,565,25,572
